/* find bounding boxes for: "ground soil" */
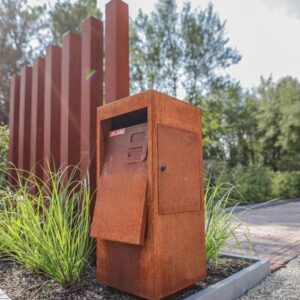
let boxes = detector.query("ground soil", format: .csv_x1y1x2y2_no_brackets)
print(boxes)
0,257,251,300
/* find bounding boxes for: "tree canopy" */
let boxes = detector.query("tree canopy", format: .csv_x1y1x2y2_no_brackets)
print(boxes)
130,0,241,101
0,0,299,175
0,0,45,124
0,0,101,124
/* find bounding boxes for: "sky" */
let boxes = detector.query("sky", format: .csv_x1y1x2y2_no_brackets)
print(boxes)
99,0,300,90
32,0,300,90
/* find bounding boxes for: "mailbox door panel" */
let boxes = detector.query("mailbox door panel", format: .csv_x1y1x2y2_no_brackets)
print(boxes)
91,123,148,245
158,125,201,214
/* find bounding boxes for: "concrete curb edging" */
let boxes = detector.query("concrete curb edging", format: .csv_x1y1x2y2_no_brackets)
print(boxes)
0,289,10,300
185,253,271,300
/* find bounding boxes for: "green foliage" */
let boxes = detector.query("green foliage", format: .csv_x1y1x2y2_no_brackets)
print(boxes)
130,0,181,95
208,163,300,204
0,0,102,124
229,164,273,204
181,3,240,101
202,82,258,165
0,168,95,284
0,125,9,187
0,0,46,124
271,171,300,199
202,77,300,182
205,177,245,260
130,0,240,98
256,76,300,171
48,0,102,44
1,0,299,207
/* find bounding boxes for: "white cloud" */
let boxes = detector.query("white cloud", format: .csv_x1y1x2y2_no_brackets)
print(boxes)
262,0,300,19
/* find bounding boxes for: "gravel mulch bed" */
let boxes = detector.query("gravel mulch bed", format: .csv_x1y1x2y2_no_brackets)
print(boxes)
239,256,300,300
0,257,251,300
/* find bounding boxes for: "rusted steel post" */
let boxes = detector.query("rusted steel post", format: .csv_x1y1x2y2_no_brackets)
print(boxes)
105,0,129,103
44,45,62,176
95,0,130,291
31,57,45,180
8,75,20,184
60,32,82,178
80,17,103,193
18,66,32,178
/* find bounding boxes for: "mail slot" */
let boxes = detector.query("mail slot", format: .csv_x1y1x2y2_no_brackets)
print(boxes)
91,90,206,299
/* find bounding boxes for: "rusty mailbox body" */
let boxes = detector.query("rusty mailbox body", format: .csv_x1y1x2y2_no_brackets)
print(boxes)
91,90,206,299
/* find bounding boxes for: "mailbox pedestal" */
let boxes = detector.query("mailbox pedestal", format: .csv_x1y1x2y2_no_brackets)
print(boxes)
91,90,206,299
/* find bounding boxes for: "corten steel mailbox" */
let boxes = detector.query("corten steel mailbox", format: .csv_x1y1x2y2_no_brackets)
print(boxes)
91,90,206,299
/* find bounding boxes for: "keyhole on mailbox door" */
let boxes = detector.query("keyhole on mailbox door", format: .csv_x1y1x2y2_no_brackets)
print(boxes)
160,165,167,172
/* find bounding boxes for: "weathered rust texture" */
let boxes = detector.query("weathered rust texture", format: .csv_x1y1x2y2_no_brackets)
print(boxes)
91,123,148,245
92,90,206,299
8,75,21,184
158,125,201,214
60,32,82,177
18,66,32,177
31,57,45,179
44,45,62,175
105,0,129,103
80,16,103,194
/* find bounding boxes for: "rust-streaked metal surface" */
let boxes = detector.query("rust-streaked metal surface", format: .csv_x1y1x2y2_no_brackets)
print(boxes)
94,90,206,299
158,125,201,214
97,240,151,297
8,75,20,184
105,0,129,103
44,45,61,175
60,32,81,177
31,57,45,179
91,123,148,245
80,16,103,196
18,66,32,176
153,91,206,299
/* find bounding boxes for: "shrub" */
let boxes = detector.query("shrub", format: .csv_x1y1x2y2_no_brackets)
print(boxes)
0,168,95,284
205,176,246,260
0,125,9,187
272,171,300,199
207,162,300,204
228,164,273,204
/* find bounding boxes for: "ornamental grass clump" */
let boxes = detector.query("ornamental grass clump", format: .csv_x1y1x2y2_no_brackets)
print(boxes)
0,167,95,284
205,176,246,261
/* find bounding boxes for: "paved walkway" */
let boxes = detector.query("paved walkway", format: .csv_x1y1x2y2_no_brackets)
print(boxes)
226,199,300,271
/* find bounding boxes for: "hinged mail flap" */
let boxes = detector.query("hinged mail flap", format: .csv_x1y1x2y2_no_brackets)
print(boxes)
91,123,148,245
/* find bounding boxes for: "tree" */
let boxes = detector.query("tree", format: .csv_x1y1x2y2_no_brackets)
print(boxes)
181,3,241,103
130,0,241,101
256,76,300,171
202,81,258,166
130,0,181,96
48,0,101,45
0,0,102,125
0,0,45,124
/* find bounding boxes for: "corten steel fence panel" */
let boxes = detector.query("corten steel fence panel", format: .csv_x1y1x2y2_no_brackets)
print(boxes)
80,16,103,196
44,45,62,176
105,0,129,103
18,66,32,177
8,75,20,184
31,57,45,180
60,32,82,179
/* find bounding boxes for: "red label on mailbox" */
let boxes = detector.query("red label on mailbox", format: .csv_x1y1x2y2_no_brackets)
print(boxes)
109,128,125,137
